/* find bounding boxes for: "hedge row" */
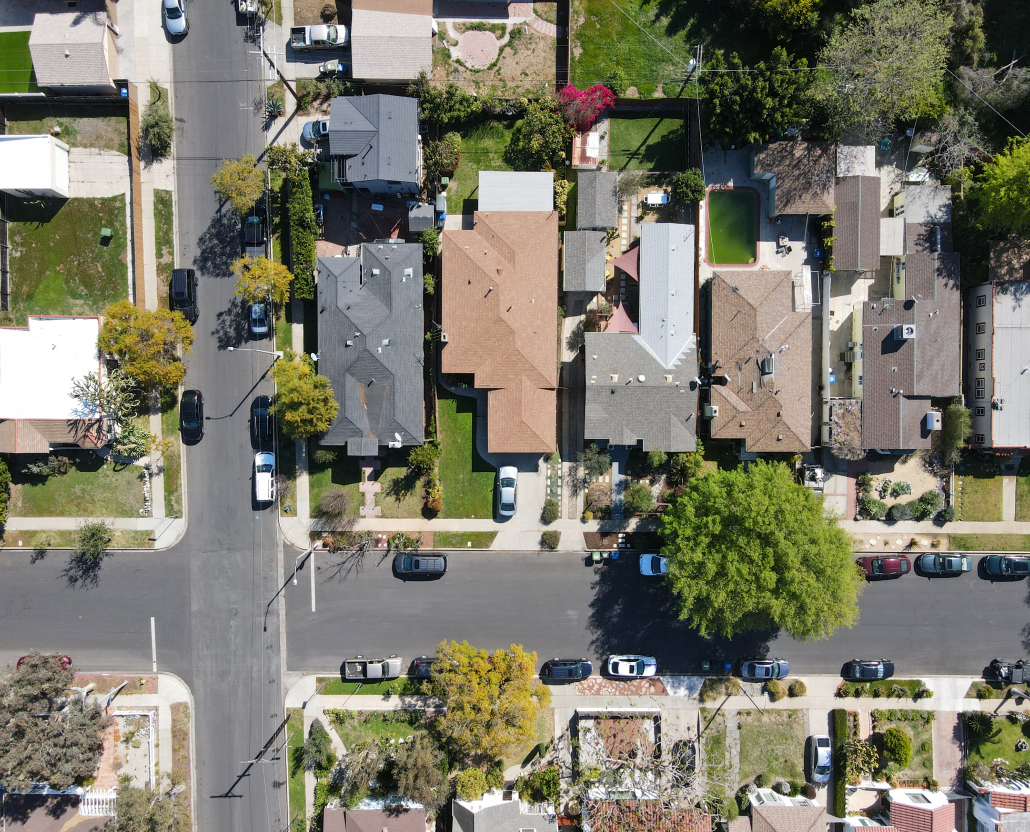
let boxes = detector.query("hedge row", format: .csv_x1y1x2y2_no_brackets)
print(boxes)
286,171,317,300
831,709,848,818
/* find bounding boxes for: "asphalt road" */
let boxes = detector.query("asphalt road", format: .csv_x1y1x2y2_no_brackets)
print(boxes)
286,548,1030,677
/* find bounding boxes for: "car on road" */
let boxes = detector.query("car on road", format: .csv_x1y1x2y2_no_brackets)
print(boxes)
916,553,973,576
302,119,330,143
807,734,832,784
987,658,1028,684
162,0,188,35
244,215,266,259
857,555,910,578
541,658,592,683
250,396,273,449
639,554,668,576
412,656,436,678
607,655,657,678
344,656,402,680
496,466,517,517
984,555,1030,578
179,389,204,443
740,658,790,681
393,552,447,578
842,659,894,681
249,301,269,338
16,654,71,670
170,267,198,324
254,451,275,504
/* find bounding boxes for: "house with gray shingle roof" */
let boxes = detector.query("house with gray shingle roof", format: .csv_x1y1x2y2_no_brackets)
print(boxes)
316,244,425,457
350,0,433,82
749,142,835,217
563,230,607,293
328,95,422,197
452,790,556,832
584,223,698,453
577,170,619,229
834,175,881,272
29,11,117,94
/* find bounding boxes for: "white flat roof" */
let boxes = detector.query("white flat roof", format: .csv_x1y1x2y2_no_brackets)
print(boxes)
837,145,877,177
880,217,905,256
992,282,1030,448
0,317,101,420
478,171,554,212
0,135,68,192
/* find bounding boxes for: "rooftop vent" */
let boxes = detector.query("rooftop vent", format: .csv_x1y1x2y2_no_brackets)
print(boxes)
703,404,719,419
760,355,775,376
925,411,942,431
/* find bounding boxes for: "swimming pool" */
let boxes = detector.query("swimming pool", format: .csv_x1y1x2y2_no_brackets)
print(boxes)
706,187,759,266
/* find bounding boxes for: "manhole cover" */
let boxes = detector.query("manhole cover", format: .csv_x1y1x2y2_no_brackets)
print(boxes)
230,607,239,617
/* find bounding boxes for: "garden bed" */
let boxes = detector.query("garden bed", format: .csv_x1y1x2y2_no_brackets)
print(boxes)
836,679,929,699
870,709,934,781
325,709,429,748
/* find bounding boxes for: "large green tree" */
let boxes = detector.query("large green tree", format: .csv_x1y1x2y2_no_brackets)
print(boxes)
211,154,265,214
978,138,1030,235
113,780,190,832
426,640,550,765
660,461,863,640
815,0,950,139
270,351,339,439
392,732,447,810
98,301,194,389
700,48,812,146
504,99,573,171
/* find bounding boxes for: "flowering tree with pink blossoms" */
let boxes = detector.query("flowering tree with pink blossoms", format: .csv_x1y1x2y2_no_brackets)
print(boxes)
557,84,615,131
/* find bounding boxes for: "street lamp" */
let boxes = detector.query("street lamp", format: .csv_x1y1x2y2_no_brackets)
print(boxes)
227,346,283,359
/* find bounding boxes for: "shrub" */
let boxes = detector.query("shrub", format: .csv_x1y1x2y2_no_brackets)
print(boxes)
485,759,505,791
623,482,655,515
788,680,807,697
887,502,913,521
765,679,787,702
890,684,906,697
0,456,9,525
140,83,173,157
603,66,627,96
882,726,913,767
582,509,594,521
924,776,939,791
939,505,956,522
286,171,317,299
670,169,706,204
857,472,874,493
407,442,440,476
75,520,112,567
516,766,559,803
303,718,337,775
455,768,489,801
579,444,611,478
977,683,998,700
317,488,350,523
891,481,913,497
915,686,932,700
859,496,888,519
916,489,943,519
872,685,886,698
312,448,337,465
668,452,704,485
940,403,972,465
754,773,768,787
542,499,560,524
965,711,995,739
831,709,848,813
646,448,668,471
542,530,561,550
919,739,933,753
556,84,615,130
421,227,441,258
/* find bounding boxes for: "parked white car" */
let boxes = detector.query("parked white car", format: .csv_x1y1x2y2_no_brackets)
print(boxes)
162,0,188,36
496,466,517,517
254,451,275,504
607,655,657,678
644,191,670,206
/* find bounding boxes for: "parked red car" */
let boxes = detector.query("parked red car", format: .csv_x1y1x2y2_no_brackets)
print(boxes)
16,654,72,670
857,555,910,578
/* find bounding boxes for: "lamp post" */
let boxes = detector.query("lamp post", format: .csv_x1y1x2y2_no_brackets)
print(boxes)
227,346,284,359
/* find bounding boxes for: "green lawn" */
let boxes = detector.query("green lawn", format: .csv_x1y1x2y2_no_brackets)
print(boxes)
275,303,292,352
325,709,427,748
0,32,39,94
955,454,1003,521
608,115,687,171
870,711,934,781
707,188,758,265
315,677,421,696
161,404,182,518
3,529,153,550
154,189,174,309
10,451,145,518
950,534,1030,551
501,709,554,771
285,708,306,828
8,196,129,325
436,388,495,518
434,531,498,549
737,709,806,788
5,102,127,155
1015,458,1030,521
448,121,514,214
966,714,1030,767
307,448,425,519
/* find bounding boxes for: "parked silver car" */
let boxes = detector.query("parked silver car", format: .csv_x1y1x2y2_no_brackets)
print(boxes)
807,734,832,784
162,0,188,36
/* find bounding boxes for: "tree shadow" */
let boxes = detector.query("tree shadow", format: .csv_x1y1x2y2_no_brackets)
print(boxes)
194,210,241,278
60,551,107,589
213,296,249,350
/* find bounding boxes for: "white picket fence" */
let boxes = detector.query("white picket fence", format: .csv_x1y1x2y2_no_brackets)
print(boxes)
80,789,117,816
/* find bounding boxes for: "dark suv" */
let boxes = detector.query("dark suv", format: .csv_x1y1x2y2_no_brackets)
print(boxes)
393,552,447,578
251,395,273,449
541,658,592,683
170,268,199,324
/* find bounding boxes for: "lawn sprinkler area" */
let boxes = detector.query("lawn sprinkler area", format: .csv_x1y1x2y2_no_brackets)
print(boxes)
608,114,687,171
706,187,758,266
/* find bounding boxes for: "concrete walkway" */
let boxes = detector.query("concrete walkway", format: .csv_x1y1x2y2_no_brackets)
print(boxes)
851,518,1030,535
68,149,130,198
1003,476,1017,522
2,517,186,549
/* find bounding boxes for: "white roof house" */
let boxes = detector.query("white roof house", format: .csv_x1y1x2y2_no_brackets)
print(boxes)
478,171,555,212
0,135,70,199
0,317,106,454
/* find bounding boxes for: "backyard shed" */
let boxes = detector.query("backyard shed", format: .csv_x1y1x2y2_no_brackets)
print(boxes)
563,230,607,293
407,202,434,234
577,170,619,229
0,135,70,199
29,11,117,93
478,171,554,212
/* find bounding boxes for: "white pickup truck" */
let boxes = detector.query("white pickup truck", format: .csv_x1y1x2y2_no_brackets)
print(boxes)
344,656,402,681
290,24,347,50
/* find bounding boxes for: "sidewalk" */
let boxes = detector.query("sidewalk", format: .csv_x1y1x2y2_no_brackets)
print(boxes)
2,517,186,549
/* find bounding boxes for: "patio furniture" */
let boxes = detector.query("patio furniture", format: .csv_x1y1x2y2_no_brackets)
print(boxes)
778,235,788,247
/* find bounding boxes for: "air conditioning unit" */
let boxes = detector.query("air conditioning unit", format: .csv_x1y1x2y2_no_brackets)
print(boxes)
896,324,916,340
703,404,719,419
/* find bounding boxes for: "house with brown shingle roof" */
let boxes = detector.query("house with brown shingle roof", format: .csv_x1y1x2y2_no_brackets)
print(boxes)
749,142,836,217
583,801,710,832
834,175,881,272
323,806,428,832
440,210,558,453
706,271,813,453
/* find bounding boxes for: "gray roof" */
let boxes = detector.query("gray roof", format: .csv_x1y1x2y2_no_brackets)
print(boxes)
985,282,1030,449
350,9,432,81
478,171,554,212
638,223,695,368
317,244,425,455
29,11,112,88
834,175,881,271
452,797,557,832
577,170,618,229
563,231,607,292
408,202,434,234
903,184,952,225
329,95,420,186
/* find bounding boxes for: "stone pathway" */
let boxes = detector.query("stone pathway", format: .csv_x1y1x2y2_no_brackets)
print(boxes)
933,711,965,788
359,458,382,518
575,677,668,696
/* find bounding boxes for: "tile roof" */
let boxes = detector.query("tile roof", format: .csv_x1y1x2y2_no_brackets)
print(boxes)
990,240,1030,283
29,11,112,88
991,793,1030,812
835,176,881,271
479,171,554,212
316,244,425,455
751,142,835,215
324,807,427,832
860,252,961,449
329,95,420,185
577,170,619,229
637,223,695,368
441,211,558,453
889,801,954,832
563,231,607,292
751,806,828,832
350,10,433,81
586,802,710,832
708,271,813,453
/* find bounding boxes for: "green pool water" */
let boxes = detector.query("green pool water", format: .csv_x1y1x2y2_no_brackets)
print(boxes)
706,188,758,265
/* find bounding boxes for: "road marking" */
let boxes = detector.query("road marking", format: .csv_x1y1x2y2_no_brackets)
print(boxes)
150,617,157,672
310,553,317,612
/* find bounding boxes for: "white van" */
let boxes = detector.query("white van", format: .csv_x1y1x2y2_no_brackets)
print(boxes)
254,451,276,504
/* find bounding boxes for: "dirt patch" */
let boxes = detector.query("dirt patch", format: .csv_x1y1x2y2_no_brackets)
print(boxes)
589,715,659,762
294,0,342,25
74,674,158,695
434,23,555,95
171,703,192,816
855,451,943,506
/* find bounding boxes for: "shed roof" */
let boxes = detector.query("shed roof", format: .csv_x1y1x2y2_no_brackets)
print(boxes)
329,95,420,185
836,145,877,177
903,184,953,225
751,141,835,215
408,202,435,234
577,170,619,228
0,135,69,195
835,175,881,271
990,240,1030,283
350,10,433,81
29,11,112,88
986,281,1030,449
563,230,607,292
478,171,554,212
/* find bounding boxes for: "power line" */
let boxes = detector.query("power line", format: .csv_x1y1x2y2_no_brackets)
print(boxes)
945,66,1027,139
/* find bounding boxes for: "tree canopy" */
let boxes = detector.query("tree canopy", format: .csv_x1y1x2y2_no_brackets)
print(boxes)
392,732,447,810
233,254,295,307
0,652,111,790
426,640,550,765
504,99,573,171
211,154,265,214
270,351,339,439
660,461,863,641
98,301,194,389
814,0,950,140
113,780,190,832
977,137,1030,235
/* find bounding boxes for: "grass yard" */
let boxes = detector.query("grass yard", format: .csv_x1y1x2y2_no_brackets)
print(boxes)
502,709,554,771
436,387,496,519
275,303,292,352
161,404,182,518
608,115,687,172
5,102,127,155
308,447,424,519
966,713,1030,767
1016,459,1030,521
10,451,145,518
954,454,1003,521
951,534,1030,551
285,708,306,828
870,711,934,781
8,196,129,325
700,708,729,794
447,121,514,215
707,188,759,265
325,709,427,748
0,32,39,94
737,709,806,788
315,677,420,696
154,189,174,309
434,531,498,549
1,529,153,550
837,678,928,698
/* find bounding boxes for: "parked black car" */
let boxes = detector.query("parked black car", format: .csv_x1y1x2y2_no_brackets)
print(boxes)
987,658,1027,684
412,657,436,679
842,659,895,681
179,389,204,443
250,395,273,449
393,552,447,578
541,658,592,683
170,268,199,324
